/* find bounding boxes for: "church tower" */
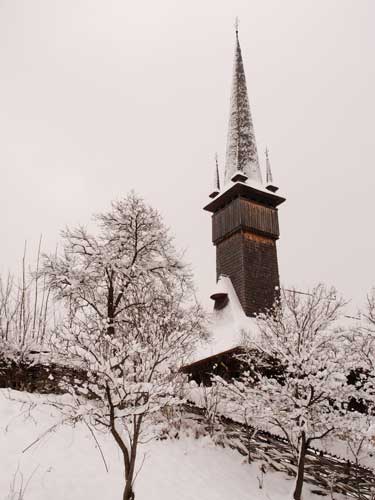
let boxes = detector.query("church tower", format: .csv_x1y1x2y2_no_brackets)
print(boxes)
204,27,285,317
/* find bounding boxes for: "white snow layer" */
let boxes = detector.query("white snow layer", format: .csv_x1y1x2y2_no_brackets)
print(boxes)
193,275,259,362
0,389,332,500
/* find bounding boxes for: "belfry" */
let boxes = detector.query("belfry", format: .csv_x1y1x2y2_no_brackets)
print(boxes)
205,27,285,318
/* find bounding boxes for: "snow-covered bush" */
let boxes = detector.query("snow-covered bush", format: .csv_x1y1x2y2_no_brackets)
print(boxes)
43,193,206,500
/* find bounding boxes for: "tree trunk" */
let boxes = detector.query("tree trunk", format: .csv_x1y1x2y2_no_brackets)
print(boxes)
121,416,142,500
122,455,136,500
293,431,307,500
123,479,135,500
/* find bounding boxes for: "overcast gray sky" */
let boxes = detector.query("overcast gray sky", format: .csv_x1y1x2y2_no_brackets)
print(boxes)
0,0,374,311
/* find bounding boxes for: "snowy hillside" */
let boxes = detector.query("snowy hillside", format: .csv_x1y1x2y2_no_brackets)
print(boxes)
0,389,337,500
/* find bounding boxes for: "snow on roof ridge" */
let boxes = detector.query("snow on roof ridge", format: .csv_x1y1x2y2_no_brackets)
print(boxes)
192,275,259,363
211,175,285,204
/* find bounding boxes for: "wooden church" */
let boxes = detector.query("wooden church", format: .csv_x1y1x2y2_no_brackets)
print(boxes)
183,27,286,383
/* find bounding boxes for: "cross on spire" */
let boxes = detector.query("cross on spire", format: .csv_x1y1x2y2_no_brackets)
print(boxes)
224,26,262,186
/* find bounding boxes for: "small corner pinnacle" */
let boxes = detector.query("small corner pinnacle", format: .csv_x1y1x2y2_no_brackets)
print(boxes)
265,147,279,192
209,153,221,198
215,153,221,192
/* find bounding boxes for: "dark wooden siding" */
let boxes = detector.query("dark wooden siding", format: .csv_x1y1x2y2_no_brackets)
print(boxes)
239,198,279,237
215,228,280,317
212,198,241,242
212,197,279,243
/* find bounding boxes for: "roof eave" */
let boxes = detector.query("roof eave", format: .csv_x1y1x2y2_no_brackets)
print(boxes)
203,182,286,212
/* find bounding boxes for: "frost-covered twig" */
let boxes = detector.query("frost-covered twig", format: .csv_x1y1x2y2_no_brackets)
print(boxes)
5,464,39,500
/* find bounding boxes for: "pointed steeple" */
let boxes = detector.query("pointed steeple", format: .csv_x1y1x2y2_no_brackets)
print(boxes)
203,24,286,324
265,148,279,193
224,22,262,186
209,153,221,198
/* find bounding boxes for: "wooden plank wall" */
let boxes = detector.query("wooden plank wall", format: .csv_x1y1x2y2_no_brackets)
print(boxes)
212,197,279,243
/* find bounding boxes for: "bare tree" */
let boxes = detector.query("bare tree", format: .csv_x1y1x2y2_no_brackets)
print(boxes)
43,193,206,500
0,237,52,365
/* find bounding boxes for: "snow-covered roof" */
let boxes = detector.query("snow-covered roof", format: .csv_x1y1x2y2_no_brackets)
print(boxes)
223,176,284,203
192,275,259,363
204,177,285,214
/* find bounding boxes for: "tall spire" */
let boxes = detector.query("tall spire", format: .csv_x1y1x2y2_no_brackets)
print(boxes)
224,23,262,186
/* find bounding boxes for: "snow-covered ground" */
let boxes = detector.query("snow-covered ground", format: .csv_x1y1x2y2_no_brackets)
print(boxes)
0,389,341,500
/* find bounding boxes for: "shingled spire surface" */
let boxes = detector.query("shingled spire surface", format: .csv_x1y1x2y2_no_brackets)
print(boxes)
224,29,262,186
